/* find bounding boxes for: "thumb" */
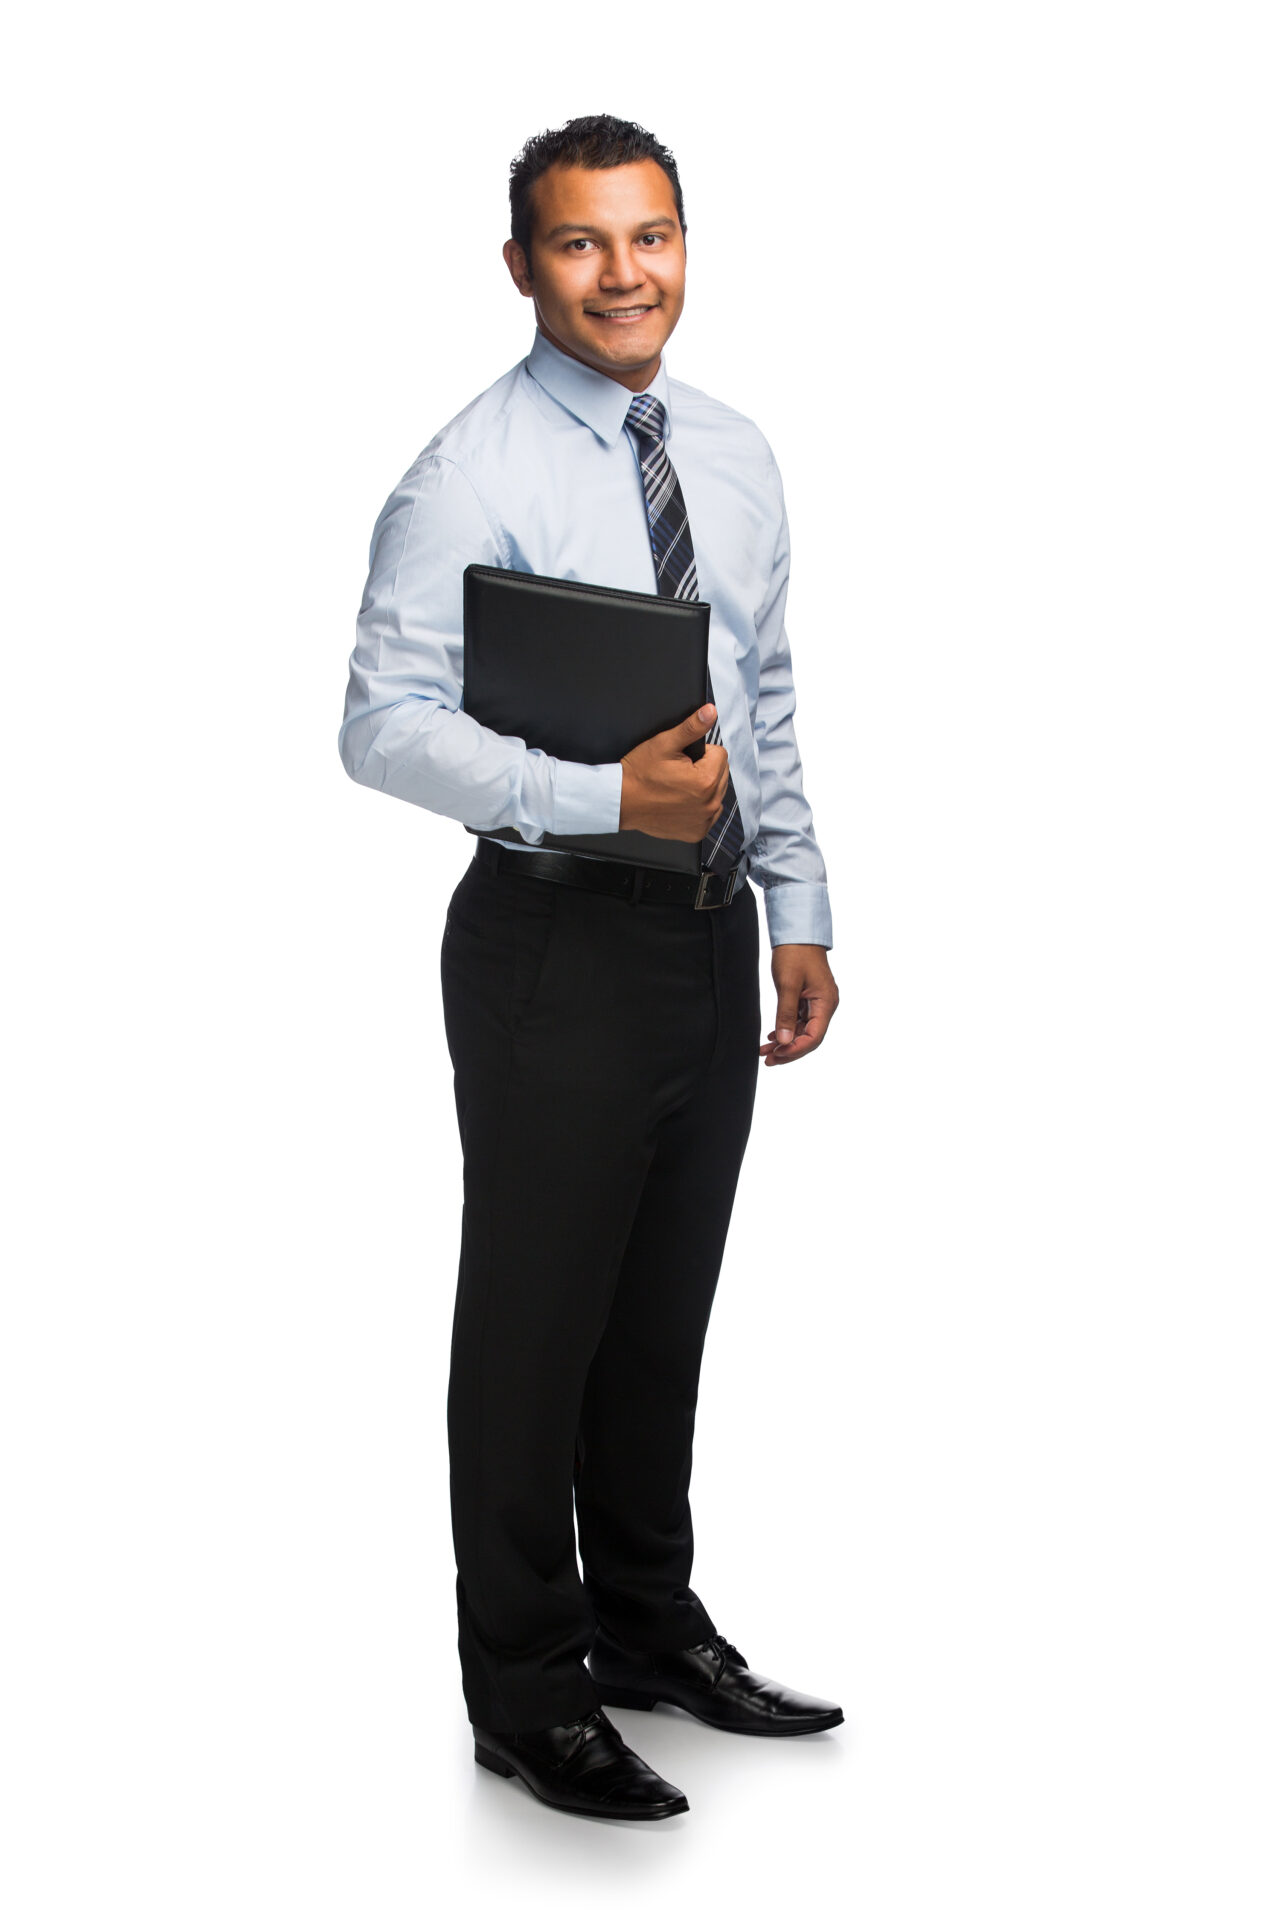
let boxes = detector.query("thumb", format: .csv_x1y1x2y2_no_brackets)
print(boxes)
676,702,715,743
774,983,802,1047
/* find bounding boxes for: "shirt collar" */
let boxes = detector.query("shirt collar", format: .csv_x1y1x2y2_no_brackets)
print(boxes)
526,326,672,448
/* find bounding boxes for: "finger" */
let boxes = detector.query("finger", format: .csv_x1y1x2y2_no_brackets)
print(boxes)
773,990,803,1048
770,1039,816,1063
760,1028,820,1064
759,996,830,1059
671,703,715,748
793,1000,833,1046
702,740,728,785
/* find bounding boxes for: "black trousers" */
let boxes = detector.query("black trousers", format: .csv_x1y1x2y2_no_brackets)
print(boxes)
439,845,761,1734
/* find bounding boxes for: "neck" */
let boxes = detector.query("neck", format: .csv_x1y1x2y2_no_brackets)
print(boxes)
536,318,659,392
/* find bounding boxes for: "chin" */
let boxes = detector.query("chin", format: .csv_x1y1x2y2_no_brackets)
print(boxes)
589,328,661,357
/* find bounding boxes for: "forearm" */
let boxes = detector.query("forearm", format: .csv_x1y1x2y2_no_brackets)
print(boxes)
749,753,834,950
749,459,834,951
340,685,623,841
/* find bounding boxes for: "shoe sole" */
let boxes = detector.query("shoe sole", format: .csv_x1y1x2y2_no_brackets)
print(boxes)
593,1681,844,1736
473,1740,689,1820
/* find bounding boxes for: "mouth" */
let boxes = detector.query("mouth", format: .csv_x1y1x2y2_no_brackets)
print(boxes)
587,305,657,324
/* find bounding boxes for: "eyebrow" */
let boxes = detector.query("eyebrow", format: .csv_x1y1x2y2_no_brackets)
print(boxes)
542,215,679,240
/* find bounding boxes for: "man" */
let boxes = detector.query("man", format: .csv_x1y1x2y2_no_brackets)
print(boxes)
338,114,842,1822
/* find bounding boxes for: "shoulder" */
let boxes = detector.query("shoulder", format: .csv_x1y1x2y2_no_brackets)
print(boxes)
374,359,530,546
386,358,530,502
667,371,778,471
420,358,529,468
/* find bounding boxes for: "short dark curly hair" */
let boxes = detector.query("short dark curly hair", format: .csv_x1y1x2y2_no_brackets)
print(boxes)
508,113,686,264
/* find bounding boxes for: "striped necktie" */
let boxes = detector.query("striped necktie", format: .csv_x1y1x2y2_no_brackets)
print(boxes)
623,392,744,875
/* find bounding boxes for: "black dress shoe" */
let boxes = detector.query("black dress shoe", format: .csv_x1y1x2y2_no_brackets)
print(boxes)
588,1628,844,1736
472,1707,689,1820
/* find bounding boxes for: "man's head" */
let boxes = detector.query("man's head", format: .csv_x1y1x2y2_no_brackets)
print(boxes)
503,114,687,393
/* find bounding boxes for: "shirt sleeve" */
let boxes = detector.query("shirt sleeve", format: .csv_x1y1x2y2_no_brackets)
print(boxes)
748,454,834,950
338,453,624,841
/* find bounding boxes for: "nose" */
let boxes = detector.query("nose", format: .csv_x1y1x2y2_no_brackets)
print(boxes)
597,246,645,292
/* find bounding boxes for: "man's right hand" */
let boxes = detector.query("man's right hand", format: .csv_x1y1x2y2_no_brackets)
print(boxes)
618,704,730,842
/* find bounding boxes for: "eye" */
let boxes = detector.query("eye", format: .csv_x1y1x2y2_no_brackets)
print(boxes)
638,233,661,247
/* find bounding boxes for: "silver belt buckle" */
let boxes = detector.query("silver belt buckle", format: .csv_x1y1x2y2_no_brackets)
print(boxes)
694,864,739,909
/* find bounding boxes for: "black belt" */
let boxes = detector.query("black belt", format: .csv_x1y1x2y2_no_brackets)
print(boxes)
473,837,743,909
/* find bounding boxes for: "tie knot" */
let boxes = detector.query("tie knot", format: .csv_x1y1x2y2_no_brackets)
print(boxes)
625,393,666,443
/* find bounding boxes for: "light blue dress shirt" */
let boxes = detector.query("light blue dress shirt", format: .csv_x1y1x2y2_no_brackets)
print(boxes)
338,328,833,949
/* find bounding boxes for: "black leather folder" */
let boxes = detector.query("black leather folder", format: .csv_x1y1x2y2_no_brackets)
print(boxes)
460,562,712,874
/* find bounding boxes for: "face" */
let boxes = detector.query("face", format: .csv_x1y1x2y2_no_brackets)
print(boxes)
503,158,686,392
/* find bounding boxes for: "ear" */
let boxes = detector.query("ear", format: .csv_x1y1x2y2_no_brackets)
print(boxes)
503,238,534,297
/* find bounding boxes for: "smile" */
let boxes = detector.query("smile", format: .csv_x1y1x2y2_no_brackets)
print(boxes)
588,307,655,322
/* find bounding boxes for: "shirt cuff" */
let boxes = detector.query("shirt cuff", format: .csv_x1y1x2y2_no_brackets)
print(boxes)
758,880,833,950
551,758,624,837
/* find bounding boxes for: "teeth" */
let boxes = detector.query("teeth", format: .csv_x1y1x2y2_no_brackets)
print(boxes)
598,308,649,317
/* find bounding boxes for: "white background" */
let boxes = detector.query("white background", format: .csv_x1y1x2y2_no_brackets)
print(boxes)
4,3,1278,1914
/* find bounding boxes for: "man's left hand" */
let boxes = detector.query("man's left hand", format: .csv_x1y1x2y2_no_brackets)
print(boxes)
760,944,839,1066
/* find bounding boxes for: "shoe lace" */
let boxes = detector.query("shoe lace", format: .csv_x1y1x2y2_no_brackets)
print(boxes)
708,1632,746,1667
